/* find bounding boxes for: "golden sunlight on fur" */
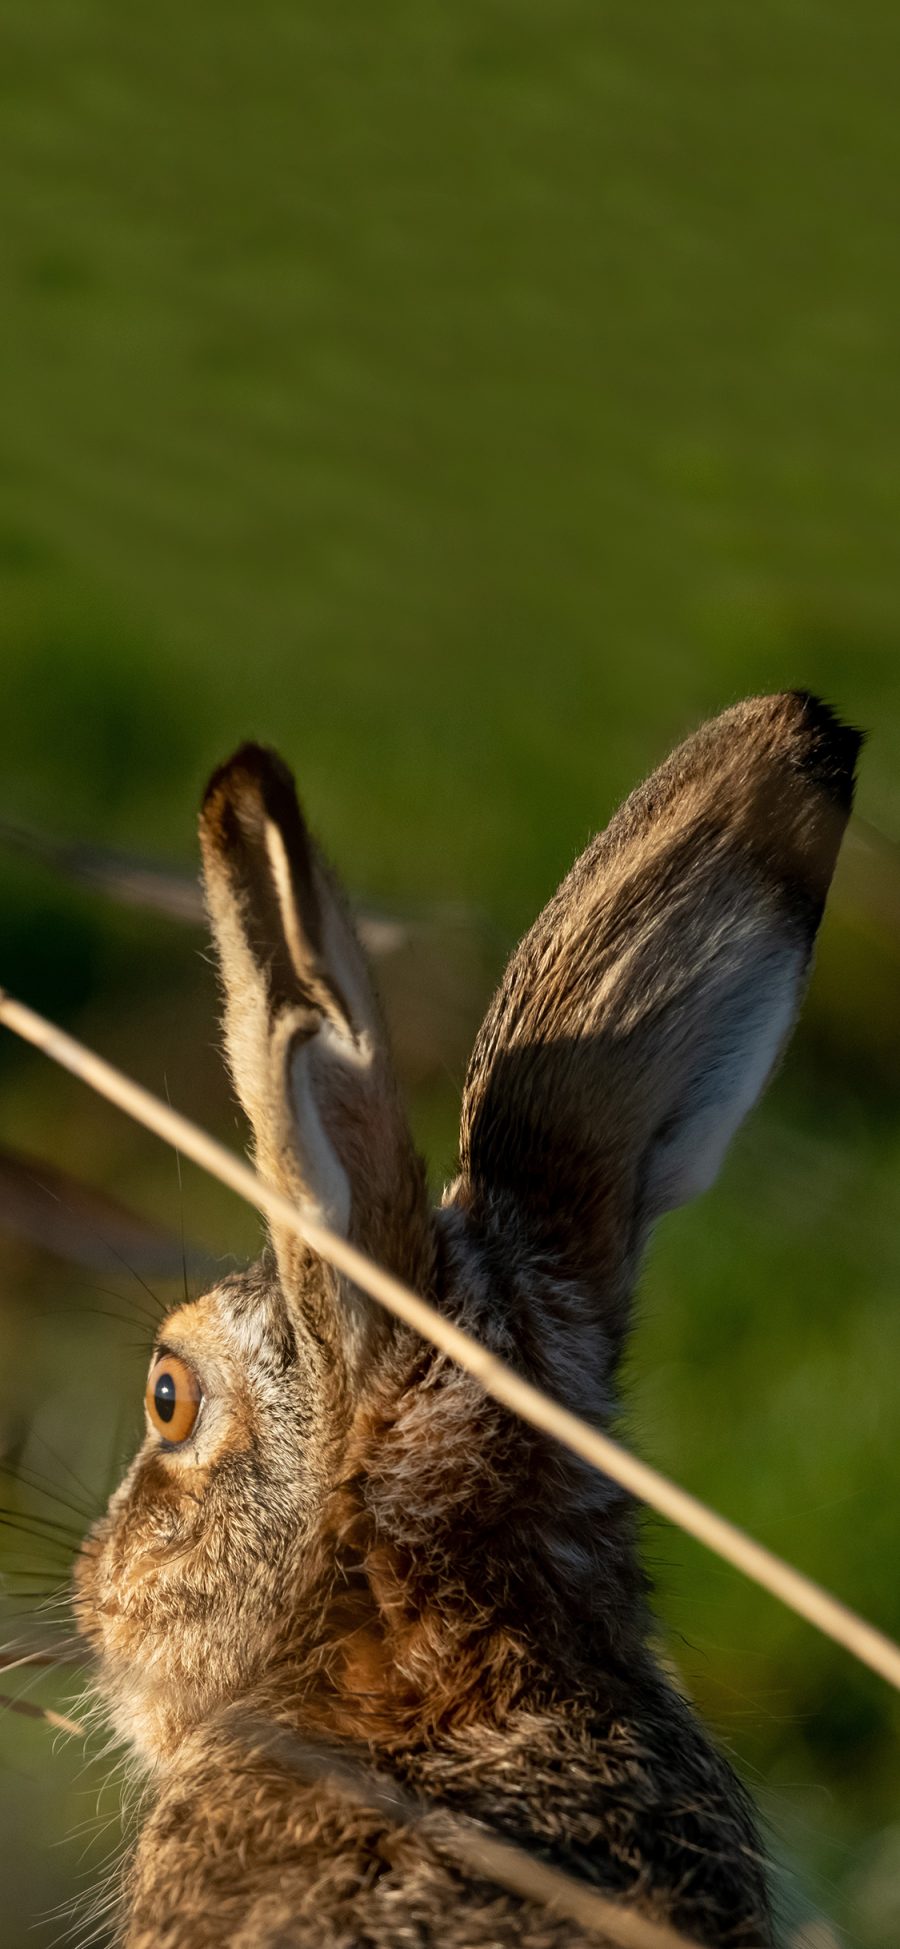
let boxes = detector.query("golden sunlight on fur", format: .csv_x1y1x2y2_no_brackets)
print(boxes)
72,695,859,1946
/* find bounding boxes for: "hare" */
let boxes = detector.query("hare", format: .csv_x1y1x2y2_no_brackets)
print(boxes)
73,692,859,1948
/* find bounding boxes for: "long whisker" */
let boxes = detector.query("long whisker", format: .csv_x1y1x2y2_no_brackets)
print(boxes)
0,1506,83,1546
30,1431,102,1516
41,1303,157,1347
81,1282,162,1331
1,1576,74,1600
104,1398,138,1499
0,1626,79,1663
1,1461,94,1527
25,1165,170,1321
0,1642,82,1676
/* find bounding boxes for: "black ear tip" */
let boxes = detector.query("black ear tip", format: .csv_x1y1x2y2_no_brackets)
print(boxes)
786,691,865,812
201,742,301,832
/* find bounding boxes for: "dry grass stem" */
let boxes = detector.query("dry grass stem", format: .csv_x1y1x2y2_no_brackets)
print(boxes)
2,990,900,1696
0,1692,84,1737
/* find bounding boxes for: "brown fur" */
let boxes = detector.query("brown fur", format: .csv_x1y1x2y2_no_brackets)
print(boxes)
73,695,860,1946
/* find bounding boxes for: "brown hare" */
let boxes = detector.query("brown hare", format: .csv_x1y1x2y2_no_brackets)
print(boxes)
74,692,859,1948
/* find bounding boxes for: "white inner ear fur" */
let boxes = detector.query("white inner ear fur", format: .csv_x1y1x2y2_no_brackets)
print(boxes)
287,1020,375,1237
265,811,377,1034
264,817,313,986
645,942,804,1217
266,811,380,1233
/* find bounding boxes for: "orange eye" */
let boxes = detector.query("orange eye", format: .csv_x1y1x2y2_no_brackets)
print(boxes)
145,1354,202,1445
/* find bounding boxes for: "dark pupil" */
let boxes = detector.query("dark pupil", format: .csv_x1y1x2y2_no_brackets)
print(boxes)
154,1371,177,1424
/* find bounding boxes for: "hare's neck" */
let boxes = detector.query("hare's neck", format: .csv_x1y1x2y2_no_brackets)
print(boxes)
258,1252,648,1752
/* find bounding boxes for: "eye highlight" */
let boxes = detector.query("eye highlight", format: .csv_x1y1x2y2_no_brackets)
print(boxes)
146,1354,202,1445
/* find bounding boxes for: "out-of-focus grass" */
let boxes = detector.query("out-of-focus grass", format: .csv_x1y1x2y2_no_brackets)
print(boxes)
1,2,899,1944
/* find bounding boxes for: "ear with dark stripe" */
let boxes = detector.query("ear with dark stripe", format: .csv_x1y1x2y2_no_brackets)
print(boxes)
456,693,861,1349
200,745,432,1336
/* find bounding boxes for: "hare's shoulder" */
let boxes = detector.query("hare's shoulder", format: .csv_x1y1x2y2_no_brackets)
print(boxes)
126,1727,576,1949
124,1677,772,1949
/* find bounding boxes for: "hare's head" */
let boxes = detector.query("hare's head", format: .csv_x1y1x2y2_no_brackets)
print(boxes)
73,746,436,1762
74,695,859,1767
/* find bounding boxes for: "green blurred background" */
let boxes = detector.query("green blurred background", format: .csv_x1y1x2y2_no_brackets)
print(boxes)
1,3,899,1943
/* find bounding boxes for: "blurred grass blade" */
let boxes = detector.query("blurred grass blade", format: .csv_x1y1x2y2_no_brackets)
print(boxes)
0,1141,209,1278
0,1692,83,1737
0,812,418,954
0,814,206,924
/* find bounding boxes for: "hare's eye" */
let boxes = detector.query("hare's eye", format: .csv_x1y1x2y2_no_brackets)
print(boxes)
146,1355,202,1445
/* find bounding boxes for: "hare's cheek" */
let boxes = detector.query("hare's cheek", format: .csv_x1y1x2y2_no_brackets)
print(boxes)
72,1529,126,1646
71,1534,105,1643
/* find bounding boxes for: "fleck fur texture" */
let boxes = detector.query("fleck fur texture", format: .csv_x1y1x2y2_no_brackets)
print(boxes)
73,694,860,1946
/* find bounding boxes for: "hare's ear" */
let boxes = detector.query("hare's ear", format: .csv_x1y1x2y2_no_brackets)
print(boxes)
458,694,861,1346
200,746,432,1327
